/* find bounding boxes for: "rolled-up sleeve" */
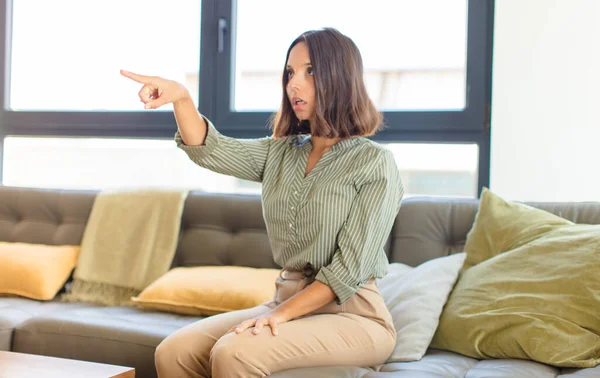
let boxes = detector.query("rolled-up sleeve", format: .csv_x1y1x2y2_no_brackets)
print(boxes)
315,150,404,304
175,117,272,183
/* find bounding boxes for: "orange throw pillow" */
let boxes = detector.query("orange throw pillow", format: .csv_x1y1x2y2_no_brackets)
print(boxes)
132,266,281,316
0,242,80,300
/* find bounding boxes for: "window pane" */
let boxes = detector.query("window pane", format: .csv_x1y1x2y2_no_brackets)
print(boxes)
383,143,478,197
9,0,201,111
3,137,476,198
2,136,261,194
234,0,467,112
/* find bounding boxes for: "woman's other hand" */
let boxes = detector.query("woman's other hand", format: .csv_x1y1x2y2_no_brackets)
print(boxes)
120,70,190,109
228,311,290,336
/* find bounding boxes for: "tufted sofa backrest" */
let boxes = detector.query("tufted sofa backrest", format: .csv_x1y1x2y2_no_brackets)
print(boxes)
1,186,599,269
173,192,276,269
0,186,95,246
390,196,600,266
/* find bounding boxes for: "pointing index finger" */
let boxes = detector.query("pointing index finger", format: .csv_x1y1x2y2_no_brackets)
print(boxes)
120,69,152,84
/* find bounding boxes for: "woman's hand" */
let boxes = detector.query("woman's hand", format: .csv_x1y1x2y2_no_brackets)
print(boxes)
120,69,190,109
229,311,290,336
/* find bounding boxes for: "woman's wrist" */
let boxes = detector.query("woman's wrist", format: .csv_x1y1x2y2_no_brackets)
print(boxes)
173,88,193,107
173,88,207,146
272,305,293,323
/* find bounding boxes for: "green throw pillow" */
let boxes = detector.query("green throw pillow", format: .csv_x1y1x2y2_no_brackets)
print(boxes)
431,188,600,368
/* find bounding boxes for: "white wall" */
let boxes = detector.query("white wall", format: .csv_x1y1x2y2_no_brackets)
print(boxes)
490,0,600,202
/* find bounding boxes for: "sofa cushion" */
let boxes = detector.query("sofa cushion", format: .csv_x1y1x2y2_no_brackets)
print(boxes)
378,349,477,377
13,306,201,378
377,349,600,378
0,242,79,300
0,297,86,351
132,266,281,316
270,366,374,377
432,189,600,368
8,311,600,378
376,253,465,362
462,188,573,270
269,349,600,377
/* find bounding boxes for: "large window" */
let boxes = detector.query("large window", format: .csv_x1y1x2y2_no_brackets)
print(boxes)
0,0,494,197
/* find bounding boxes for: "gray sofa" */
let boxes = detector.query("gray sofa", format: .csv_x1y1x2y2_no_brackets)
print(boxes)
1,185,599,378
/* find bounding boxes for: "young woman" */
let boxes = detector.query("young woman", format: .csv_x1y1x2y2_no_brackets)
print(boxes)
122,27,404,378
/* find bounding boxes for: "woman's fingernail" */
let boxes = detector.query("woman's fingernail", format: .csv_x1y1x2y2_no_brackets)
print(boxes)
145,104,151,109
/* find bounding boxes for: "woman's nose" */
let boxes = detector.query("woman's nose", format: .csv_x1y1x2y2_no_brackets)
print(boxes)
288,77,301,91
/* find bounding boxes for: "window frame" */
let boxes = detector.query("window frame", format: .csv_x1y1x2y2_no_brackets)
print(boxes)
213,0,491,133
0,0,494,193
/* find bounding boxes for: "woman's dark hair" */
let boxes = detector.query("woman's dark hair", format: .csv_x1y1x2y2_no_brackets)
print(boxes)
270,28,384,139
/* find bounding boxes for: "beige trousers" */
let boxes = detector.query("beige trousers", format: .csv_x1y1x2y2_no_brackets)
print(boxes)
154,271,396,378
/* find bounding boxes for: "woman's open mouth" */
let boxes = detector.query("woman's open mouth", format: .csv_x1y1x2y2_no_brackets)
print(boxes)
292,97,307,111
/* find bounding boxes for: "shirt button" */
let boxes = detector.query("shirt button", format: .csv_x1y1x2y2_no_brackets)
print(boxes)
291,206,295,210
294,190,298,195
289,223,293,228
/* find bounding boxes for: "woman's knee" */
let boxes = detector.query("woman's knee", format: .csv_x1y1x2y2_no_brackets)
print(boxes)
210,333,260,377
155,331,206,372
209,333,238,366
154,335,179,368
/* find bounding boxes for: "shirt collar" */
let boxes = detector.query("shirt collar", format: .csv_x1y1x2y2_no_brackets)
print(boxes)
288,134,366,151
288,134,312,148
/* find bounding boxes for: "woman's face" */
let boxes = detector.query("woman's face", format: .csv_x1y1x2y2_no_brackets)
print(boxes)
286,42,316,122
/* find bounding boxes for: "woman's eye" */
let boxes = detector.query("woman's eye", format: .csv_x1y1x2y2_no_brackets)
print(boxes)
287,70,293,78
307,67,314,75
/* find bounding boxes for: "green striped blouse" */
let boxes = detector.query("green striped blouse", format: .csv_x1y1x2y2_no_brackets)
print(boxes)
175,119,404,304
